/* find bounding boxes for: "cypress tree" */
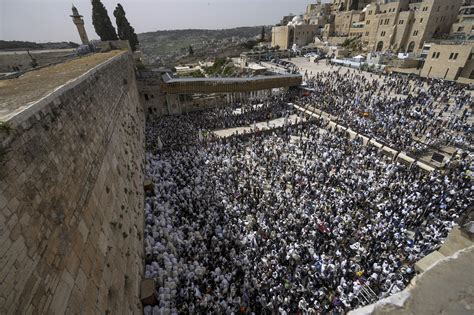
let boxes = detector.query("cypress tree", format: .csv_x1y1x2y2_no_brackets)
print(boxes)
188,45,194,55
260,26,265,42
92,0,118,41
114,3,139,51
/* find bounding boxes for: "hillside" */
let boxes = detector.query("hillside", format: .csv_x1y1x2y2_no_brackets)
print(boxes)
137,26,269,66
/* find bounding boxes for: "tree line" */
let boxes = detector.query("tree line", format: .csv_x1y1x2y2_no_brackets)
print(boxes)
91,0,139,51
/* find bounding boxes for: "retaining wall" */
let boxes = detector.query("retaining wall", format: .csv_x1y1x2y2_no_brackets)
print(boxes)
0,52,145,314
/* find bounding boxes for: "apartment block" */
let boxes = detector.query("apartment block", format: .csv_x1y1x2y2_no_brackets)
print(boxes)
420,42,474,81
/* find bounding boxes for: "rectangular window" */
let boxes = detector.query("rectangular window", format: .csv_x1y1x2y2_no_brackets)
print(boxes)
380,19,383,25
469,53,474,60
413,30,418,36
399,20,404,24
449,53,454,59
432,52,436,58
453,53,458,60
436,52,441,58
367,20,371,25
144,93,149,101
369,10,372,15
381,31,386,36
458,26,464,32
420,18,423,23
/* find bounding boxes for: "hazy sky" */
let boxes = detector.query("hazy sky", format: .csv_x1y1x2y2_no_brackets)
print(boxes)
0,0,325,43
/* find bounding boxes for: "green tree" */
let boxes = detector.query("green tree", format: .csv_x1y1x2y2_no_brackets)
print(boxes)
188,45,194,55
113,3,139,51
92,0,118,41
260,26,265,42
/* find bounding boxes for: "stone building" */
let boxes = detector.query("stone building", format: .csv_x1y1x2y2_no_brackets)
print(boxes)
333,0,372,12
138,73,302,116
335,10,365,36
346,0,463,54
301,0,465,54
272,16,320,49
275,0,465,53
277,14,297,26
304,1,333,28
420,41,474,82
451,0,474,37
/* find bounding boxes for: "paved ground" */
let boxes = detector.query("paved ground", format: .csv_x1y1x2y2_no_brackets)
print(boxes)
0,50,122,122
213,114,301,137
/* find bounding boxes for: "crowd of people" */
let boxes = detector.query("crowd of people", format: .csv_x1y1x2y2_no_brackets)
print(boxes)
299,69,472,155
146,96,295,151
142,82,472,313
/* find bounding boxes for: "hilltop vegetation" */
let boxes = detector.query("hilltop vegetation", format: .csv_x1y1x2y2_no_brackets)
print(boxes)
137,26,269,66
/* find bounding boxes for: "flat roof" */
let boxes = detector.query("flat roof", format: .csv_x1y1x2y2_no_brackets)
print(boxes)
162,73,302,84
0,50,123,122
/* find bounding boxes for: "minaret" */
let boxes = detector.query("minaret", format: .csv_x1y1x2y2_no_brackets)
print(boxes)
70,4,89,45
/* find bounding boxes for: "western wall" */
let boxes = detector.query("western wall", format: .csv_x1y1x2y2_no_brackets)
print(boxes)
0,50,145,314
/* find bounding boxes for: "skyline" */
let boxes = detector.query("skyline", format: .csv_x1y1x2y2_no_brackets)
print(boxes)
0,0,327,43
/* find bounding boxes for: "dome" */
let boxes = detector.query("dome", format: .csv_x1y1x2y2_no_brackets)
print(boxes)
292,15,303,23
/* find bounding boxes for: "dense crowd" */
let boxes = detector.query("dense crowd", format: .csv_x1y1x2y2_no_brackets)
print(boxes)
143,101,472,314
146,96,295,150
299,69,472,155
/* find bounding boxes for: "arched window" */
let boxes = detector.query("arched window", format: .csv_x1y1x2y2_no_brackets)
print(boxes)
376,41,384,52
407,41,416,53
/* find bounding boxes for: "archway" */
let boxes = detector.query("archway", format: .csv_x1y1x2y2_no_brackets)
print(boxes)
407,41,416,53
376,41,384,52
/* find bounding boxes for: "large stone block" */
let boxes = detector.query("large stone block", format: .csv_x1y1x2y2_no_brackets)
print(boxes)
414,250,445,273
438,226,474,257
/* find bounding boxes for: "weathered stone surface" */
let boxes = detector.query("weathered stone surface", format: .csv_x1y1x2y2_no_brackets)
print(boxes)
414,250,445,273
438,226,474,257
0,51,145,314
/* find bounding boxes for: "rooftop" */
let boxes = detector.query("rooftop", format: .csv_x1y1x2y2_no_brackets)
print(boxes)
0,50,123,122
162,73,302,84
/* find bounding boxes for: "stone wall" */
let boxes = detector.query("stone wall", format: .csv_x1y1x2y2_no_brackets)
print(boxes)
0,52,145,314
